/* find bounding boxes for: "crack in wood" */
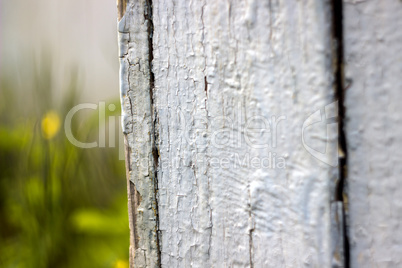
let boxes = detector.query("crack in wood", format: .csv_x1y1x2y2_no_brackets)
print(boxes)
331,0,350,267
144,0,162,265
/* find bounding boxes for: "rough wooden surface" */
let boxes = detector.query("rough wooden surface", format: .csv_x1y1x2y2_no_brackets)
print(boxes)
118,0,160,266
119,0,344,267
152,0,340,267
343,1,402,267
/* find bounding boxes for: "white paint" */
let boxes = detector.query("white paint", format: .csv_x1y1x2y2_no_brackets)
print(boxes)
152,0,339,267
343,1,402,267
120,0,344,267
118,0,159,267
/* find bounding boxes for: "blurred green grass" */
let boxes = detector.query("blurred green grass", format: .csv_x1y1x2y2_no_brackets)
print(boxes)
0,58,129,268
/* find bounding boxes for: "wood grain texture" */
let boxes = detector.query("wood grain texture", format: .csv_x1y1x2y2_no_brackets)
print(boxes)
119,0,344,267
152,0,339,267
343,1,402,267
118,0,160,267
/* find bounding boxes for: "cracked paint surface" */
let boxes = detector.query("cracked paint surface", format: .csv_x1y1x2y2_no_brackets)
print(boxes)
151,0,339,267
118,0,160,267
118,0,343,267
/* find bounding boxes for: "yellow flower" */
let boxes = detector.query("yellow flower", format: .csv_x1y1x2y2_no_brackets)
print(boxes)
113,260,129,268
41,111,61,139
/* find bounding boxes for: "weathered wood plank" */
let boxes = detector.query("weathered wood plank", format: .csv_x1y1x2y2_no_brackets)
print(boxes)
119,0,343,267
152,0,339,267
118,0,160,267
343,1,402,267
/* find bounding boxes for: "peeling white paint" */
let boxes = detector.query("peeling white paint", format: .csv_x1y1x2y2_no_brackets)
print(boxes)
118,0,160,267
119,0,344,267
152,0,338,267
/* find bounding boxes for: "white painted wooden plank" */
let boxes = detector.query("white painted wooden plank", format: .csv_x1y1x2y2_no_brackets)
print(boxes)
343,1,402,267
119,0,343,267
118,0,160,267
152,0,339,267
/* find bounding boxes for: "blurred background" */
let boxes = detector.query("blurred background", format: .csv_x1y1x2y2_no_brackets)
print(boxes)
0,1,130,267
